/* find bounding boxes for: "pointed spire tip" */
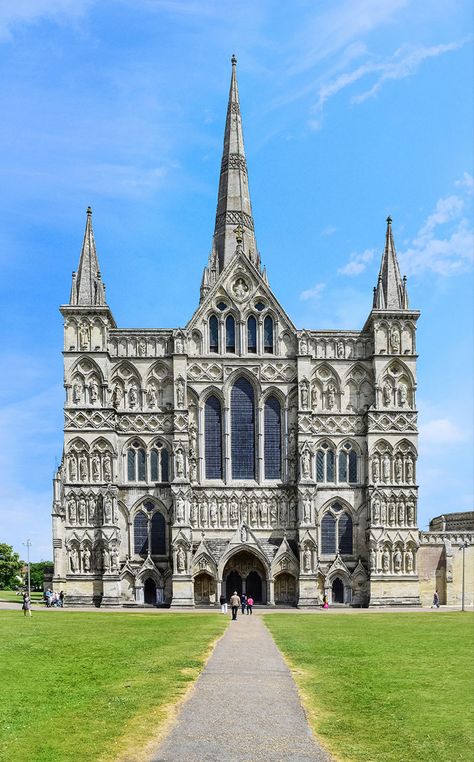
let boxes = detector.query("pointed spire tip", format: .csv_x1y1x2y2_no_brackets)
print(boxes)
231,54,237,66
87,206,92,216
386,215,392,225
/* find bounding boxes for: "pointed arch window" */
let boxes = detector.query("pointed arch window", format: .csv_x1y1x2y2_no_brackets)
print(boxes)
151,511,166,555
264,396,281,479
205,395,223,479
338,442,358,484
209,315,219,353
321,506,353,556
231,377,255,479
226,315,236,353
150,442,170,483
247,315,257,353
316,443,336,483
321,513,336,554
133,512,148,556
338,512,353,554
264,315,274,353
127,441,146,482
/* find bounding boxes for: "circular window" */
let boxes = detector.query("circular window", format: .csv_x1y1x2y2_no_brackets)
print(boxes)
255,301,266,311
217,302,228,311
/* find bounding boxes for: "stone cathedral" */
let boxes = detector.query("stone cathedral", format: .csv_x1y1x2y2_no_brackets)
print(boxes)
52,57,424,608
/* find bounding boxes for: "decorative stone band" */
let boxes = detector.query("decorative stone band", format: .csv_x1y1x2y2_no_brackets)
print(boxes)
214,210,254,233
230,102,240,114
221,153,247,174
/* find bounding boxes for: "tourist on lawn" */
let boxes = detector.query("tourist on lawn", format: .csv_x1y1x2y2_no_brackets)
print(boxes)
246,596,254,614
22,592,32,617
219,593,227,614
241,592,247,615
322,594,329,609
44,589,52,607
432,590,440,608
229,590,240,620
59,591,64,607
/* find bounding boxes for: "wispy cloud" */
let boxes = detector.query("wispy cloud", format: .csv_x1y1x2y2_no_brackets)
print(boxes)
338,248,375,276
455,171,474,194
419,417,467,450
300,282,326,302
321,225,337,237
0,0,93,41
309,39,467,129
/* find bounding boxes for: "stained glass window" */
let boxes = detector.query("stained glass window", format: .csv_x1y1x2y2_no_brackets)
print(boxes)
137,448,146,481
161,448,169,482
338,512,353,554
326,449,335,481
150,449,159,481
205,395,222,479
127,449,136,481
134,512,148,556
316,450,325,481
151,511,166,555
349,450,357,483
264,396,281,479
264,315,273,353
209,315,219,353
231,377,255,479
226,315,236,353
339,451,347,482
321,513,336,554
247,316,257,353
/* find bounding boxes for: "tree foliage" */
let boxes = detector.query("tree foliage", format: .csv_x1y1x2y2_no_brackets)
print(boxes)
29,562,54,591
0,544,23,589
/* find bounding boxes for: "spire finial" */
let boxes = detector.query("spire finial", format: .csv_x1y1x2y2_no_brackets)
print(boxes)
386,215,392,225
87,206,92,216
234,224,244,244
231,53,237,66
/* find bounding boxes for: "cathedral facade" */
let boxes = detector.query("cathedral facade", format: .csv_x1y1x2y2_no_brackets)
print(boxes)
52,58,423,608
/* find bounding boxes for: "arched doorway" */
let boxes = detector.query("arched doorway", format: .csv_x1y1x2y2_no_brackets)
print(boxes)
274,573,297,605
222,551,267,604
331,577,344,604
194,573,216,605
144,577,157,605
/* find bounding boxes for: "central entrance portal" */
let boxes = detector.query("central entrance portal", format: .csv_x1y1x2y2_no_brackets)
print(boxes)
223,551,267,604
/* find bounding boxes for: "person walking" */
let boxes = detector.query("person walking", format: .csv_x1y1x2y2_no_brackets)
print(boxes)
22,592,32,617
59,590,64,607
432,590,440,608
241,593,247,615
229,590,240,621
246,596,254,615
219,593,228,614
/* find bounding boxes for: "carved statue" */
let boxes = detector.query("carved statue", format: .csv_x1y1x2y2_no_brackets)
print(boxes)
138,338,147,356
176,497,185,524
219,498,227,525
200,500,207,527
233,278,248,300
288,425,296,453
394,456,403,483
369,547,376,572
280,501,288,527
301,449,311,479
69,545,79,573
189,458,197,483
270,500,277,526
72,382,82,404
382,453,391,482
67,496,76,524
303,498,311,524
175,448,185,478
230,498,239,525
78,497,86,525
250,500,257,525
381,498,387,525
372,456,379,483
111,546,120,573
104,494,113,524
393,548,403,573
303,546,312,572
102,547,110,573
90,379,99,404
240,498,248,524
79,454,88,481
68,455,77,481
146,384,157,408
79,322,89,350
311,385,318,409
112,384,122,408
210,499,218,526
88,496,96,524
327,383,336,410
300,380,309,409
176,378,185,408
175,335,184,354
289,499,296,524
259,499,268,527
382,547,390,573
189,422,197,455
407,500,415,526
388,499,396,526
103,454,112,482
190,499,198,525
337,340,344,358
398,499,405,525
372,497,380,524
176,545,186,573
82,545,91,573
128,385,138,408
398,382,408,406
92,454,100,482
406,455,414,483
299,335,308,355
382,381,392,407
390,326,400,353
240,525,248,543
405,551,414,573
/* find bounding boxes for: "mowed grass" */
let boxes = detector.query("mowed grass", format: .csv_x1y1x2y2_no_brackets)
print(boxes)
0,610,227,762
0,589,43,603
265,612,474,762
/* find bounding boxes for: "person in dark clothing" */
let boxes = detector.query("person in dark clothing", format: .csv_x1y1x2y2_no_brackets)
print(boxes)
241,593,247,615
219,593,227,614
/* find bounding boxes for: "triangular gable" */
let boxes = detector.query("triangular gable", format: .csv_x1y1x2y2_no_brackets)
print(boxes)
227,522,263,550
326,553,350,578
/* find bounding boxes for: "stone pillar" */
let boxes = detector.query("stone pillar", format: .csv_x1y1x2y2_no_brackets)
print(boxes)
267,578,275,606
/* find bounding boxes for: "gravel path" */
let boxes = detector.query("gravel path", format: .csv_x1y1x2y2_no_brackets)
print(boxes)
152,613,332,762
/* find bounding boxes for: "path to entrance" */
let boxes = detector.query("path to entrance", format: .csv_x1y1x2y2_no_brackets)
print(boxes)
151,614,332,762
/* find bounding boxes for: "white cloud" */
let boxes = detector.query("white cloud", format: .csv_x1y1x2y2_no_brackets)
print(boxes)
419,417,466,448
0,0,93,41
299,282,326,301
322,225,337,237
455,172,474,195
338,248,375,276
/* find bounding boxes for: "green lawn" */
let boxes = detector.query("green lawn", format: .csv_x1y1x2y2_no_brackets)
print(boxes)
0,589,44,603
265,612,474,762
0,611,227,762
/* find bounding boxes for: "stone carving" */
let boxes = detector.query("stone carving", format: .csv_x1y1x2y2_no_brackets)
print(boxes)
405,550,414,573
104,493,113,524
371,457,379,483
69,545,79,573
327,384,337,410
303,546,312,572
112,384,123,408
103,454,112,482
128,385,138,408
299,335,308,355
382,453,390,483
301,449,312,480
92,454,100,482
232,277,249,301
398,382,408,406
175,447,185,478
388,499,396,526
90,379,99,404
372,497,380,524
79,453,88,481
311,385,318,409
79,322,90,350
406,455,414,484
210,498,218,526
337,340,344,358
176,378,185,408
382,547,390,573
394,456,403,483
300,380,309,409
73,382,83,405
407,500,415,526
68,496,76,524
190,499,198,526
176,497,185,524
240,525,248,542
176,545,186,573
393,548,403,573
303,497,311,524
82,545,91,573
175,334,185,354
382,381,392,407
390,326,400,353
137,338,147,356
146,384,158,408
369,547,376,572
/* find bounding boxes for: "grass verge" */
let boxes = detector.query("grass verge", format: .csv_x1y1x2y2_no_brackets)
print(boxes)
264,612,474,762
0,610,227,762
0,589,43,603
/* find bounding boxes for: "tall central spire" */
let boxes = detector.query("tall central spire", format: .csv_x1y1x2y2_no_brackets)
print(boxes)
212,55,258,273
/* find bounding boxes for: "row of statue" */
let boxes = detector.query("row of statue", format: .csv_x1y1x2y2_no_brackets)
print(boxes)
299,335,372,359
299,379,338,411
72,377,101,406
66,541,120,574
370,544,416,575
371,495,416,527
179,494,299,529
371,452,415,484
68,452,113,483
381,379,410,407
65,491,118,526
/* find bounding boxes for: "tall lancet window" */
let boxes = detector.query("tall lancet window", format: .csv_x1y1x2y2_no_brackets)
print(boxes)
209,315,219,353
205,395,223,479
231,377,255,479
264,316,274,353
247,316,257,353
264,396,281,479
226,315,236,353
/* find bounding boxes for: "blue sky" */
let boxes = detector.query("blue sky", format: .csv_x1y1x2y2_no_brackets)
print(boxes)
0,0,472,561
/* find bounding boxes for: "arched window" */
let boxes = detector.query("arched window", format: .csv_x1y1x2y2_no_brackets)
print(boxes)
321,513,336,554
264,315,274,353
338,512,353,554
338,442,358,484
127,441,146,482
247,316,257,353
134,512,148,556
150,442,170,482
264,396,281,479
209,315,219,353
205,395,222,479
316,443,336,483
231,377,255,479
151,511,166,555
226,315,236,353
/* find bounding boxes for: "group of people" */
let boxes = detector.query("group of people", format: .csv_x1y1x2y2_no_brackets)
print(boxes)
220,592,254,619
44,589,64,607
